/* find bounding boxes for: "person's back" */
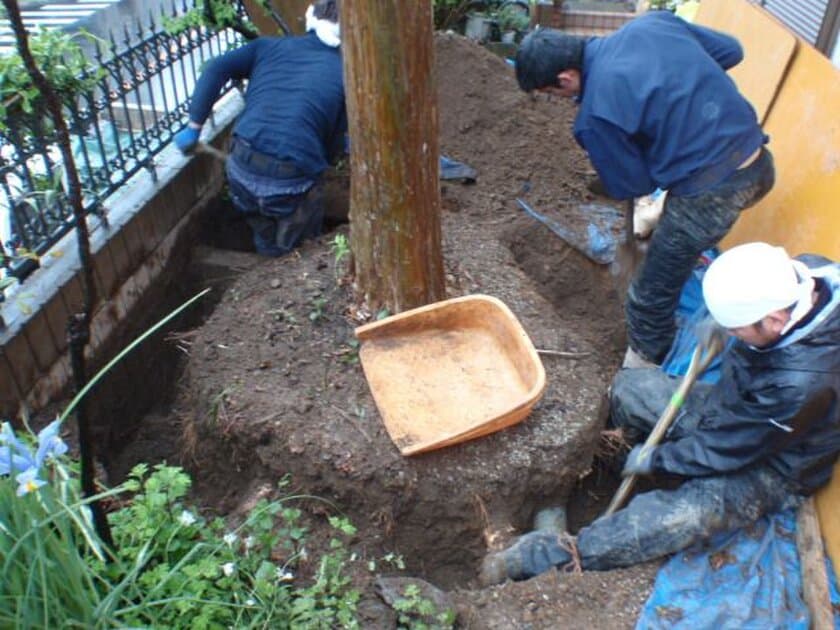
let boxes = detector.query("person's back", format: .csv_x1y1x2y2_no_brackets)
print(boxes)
577,11,764,196
233,32,345,177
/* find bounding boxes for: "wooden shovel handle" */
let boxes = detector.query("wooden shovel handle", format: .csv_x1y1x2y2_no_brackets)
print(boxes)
603,340,722,516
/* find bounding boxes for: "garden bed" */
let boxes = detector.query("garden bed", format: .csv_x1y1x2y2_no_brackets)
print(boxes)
106,33,656,627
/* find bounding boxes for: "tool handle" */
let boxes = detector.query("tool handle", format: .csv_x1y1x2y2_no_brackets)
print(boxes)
603,340,722,516
194,142,228,163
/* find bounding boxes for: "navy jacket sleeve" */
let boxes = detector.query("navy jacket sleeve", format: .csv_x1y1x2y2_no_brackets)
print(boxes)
684,21,743,70
188,40,260,125
651,384,809,477
575,117,655,200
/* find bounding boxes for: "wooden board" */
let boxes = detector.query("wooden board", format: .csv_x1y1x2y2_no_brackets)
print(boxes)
697,0,797,124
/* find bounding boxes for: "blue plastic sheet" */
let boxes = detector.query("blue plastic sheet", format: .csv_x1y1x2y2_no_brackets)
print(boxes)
515,198,622,265
439,155,477,182
636,510,840,629
661,249,733,383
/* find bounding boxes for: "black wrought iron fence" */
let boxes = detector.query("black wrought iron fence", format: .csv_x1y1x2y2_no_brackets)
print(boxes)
0,2,246,281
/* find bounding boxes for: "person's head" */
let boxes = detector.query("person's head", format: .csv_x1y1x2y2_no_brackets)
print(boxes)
307,0,341,47
312,0,339,23
702,242,816,348
515,28,587,97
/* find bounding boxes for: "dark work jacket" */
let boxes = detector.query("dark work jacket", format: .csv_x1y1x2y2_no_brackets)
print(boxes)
188,33,347,178
574,11,766,200
652,257,840,494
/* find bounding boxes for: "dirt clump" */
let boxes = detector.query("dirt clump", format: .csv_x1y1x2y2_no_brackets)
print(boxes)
116,33,654,627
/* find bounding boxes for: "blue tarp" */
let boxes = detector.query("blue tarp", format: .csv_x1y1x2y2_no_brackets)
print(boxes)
661,249,733,384
639,258,840,629
636,510,840,629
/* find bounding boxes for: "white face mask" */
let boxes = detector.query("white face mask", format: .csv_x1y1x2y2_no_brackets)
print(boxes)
306,5,341,48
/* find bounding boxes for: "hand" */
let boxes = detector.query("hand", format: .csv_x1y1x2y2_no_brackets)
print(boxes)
694,315,727,354
174,126,201,154
622,444,655,477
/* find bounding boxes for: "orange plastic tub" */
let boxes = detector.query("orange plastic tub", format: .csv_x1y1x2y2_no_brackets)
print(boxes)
354,294,546,456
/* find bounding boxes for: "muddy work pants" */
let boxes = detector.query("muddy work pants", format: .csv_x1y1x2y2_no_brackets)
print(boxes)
626,149,775,363
515,368,799,578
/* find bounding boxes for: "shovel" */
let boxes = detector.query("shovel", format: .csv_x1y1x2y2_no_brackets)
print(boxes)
604,337,723,516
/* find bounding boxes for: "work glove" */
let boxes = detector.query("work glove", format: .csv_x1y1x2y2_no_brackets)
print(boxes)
622,444,655,477
694,315,728,354
174,125,201,154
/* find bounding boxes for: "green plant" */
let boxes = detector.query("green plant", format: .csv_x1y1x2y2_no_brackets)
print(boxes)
99,465,362,628
0,28,104,132
338,338,361,365
496,4,530,32
0,427,364,628
331,234,351,271
310,296,328,323
163,0,286,39
391,583,456,630
0,420,118,628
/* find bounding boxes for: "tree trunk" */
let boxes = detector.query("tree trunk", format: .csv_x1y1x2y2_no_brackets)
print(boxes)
341,0,445,313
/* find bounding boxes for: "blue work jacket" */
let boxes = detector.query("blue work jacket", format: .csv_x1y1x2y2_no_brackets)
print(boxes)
189,33,347,179
574,11,766,199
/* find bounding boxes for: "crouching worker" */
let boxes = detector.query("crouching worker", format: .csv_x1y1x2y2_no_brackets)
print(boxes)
480,242,840,585
174,0,347,256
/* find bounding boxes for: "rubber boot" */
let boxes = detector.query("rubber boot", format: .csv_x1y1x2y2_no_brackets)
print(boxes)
479,531,571,586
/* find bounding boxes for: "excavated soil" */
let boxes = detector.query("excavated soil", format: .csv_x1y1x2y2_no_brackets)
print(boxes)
114,34,656,627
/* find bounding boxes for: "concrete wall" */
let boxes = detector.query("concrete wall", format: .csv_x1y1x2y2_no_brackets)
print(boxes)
0,96,243,420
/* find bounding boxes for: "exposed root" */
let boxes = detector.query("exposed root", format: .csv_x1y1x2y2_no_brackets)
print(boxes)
474,494,514,550
559,532,582,574
597,427,630,460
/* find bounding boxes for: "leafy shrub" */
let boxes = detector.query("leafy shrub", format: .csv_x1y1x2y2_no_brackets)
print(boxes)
0,29,103,131
0,420,362,628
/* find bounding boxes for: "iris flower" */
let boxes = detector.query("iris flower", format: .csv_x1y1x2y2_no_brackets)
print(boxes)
15,468,46,496
0,419,68,497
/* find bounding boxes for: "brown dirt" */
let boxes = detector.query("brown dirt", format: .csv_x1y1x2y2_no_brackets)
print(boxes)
112,33,656,628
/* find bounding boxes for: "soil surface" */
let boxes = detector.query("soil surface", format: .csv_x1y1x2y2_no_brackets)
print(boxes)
113,34,657,628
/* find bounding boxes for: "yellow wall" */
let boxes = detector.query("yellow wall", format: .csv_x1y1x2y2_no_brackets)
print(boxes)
698,0,840,582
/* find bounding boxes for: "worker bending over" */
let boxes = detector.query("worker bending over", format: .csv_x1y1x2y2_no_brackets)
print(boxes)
481,242,840,584
515,12,775,367
174,0,346,256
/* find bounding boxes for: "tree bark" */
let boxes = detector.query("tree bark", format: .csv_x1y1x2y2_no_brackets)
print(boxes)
341,0,445,314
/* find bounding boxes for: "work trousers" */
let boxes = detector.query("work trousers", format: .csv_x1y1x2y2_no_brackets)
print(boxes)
626,149,775,363
226,139,324,257
515,368,798,578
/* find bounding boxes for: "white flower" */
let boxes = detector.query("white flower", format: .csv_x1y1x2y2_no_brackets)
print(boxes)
245,598,256,606
244,535,255,550
178,510,197,527
223,532,237,546
222,562,236,577
276,567,294,582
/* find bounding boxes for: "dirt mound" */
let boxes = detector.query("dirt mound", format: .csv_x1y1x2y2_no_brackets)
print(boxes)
121,33,652,626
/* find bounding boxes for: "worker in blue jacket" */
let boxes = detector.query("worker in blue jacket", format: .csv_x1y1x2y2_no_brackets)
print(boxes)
515,12,775,366
480,242,840,584
174,0,347,256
